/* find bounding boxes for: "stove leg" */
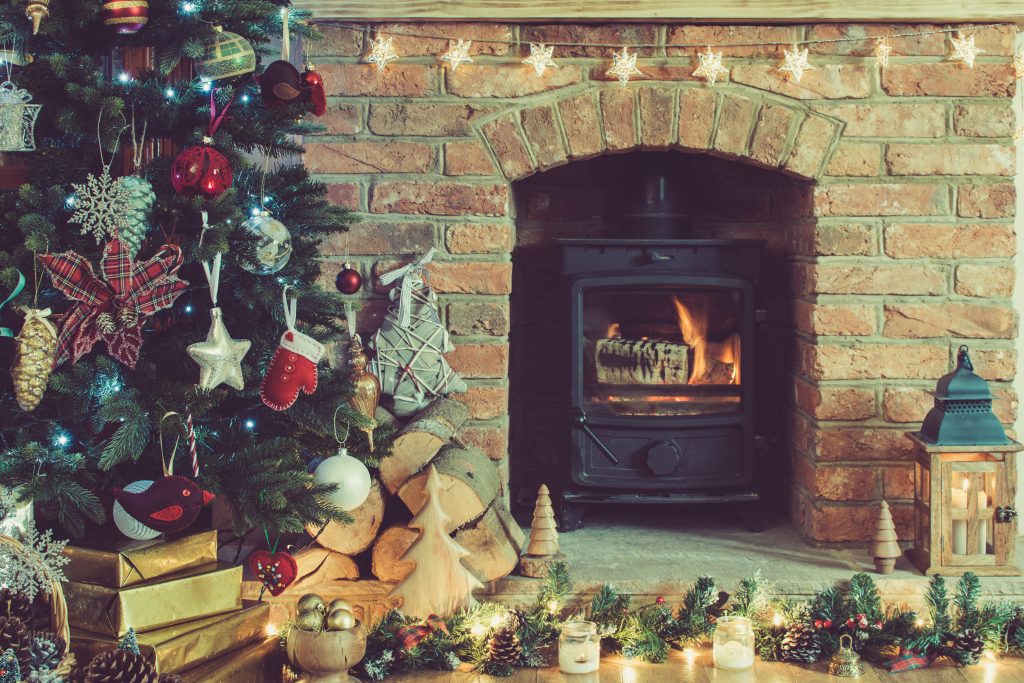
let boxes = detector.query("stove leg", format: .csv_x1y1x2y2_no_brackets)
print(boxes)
736,503,768,533
558,501,586,532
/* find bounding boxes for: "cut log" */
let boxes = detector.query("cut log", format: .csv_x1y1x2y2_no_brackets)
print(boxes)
595,338,689,385
371,525,417,583
380,398,470,494
374,405,400,433
291,546,360,588
397,445,499,533
456,504,525,583
308,478,385,555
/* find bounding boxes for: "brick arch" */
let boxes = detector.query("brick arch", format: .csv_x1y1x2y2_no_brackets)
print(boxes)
472,84,846,183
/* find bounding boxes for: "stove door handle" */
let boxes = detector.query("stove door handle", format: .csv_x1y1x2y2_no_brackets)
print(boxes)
571,409,620,465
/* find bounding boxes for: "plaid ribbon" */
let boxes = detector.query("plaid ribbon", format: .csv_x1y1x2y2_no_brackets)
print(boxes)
397,614,448,651
378,248,435,329
38,238,187,368
886,649,937,673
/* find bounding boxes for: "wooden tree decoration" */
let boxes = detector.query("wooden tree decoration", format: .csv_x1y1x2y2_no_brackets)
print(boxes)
871,500,901,574
387,465,483,617
518,484,565,578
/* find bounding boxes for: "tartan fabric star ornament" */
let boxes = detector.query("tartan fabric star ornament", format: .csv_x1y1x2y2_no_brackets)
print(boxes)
38,238,187,368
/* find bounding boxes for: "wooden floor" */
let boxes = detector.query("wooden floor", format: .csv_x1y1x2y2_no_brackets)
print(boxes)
380,646,1024,682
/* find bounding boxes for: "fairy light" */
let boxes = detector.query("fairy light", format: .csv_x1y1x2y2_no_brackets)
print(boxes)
118,72,131,83
606,46,642,85
915,617,925,628
165,87,176,98
364,34,399,72
683,647,698,664
547,599,559,615
241,94,250,103
184,304,193,313
200,79,212,92
874,37,893,68
441,38,473,71
245,419,256,430
265,623,278,637
950,30,983,68
489,613,505,628
779,44,815,82
470,622,486,639
522,43,556,76
54,433,70,447
621,665,637,683
181,1,197,13
772,612,784,628
692,46,728,85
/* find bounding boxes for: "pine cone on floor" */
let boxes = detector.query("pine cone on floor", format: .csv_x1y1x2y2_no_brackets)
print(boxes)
156,675,184,683
505,608,528,633
0,616,31,673
28,630,64,671
950,629,985,666
0,589,33,624
484,625,522,675
84,649,159,683
780,622,822,663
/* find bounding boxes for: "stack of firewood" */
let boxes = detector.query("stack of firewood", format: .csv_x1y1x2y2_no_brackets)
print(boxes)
296,398,525,586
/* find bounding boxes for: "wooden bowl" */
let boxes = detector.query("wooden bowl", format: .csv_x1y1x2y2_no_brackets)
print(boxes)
286,620,366,683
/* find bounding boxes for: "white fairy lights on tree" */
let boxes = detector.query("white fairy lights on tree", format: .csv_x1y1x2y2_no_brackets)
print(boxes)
441,38,474,71
606,46,642,85
692,46,729,85
364,34,399,72
779,44,815,82
523,43,557,76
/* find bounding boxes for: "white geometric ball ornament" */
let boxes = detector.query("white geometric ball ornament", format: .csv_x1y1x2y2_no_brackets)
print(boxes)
112,480,161,540
313,448,372,511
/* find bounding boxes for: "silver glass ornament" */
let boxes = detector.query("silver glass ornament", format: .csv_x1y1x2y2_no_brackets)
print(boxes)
187,307,251,391
240,210,292,275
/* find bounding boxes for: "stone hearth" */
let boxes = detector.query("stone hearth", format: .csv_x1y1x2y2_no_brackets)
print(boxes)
305,21,1019,544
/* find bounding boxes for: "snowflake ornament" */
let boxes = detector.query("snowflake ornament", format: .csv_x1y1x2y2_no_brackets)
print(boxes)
0,489,69,602
68,168,132,243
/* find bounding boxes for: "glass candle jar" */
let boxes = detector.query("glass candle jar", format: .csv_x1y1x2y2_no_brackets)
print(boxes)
558,620,600,674
713,616,755,670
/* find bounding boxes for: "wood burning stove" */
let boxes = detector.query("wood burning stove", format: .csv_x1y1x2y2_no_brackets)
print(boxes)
559,238,766,529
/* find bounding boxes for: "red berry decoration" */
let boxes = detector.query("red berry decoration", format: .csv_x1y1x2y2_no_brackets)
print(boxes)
102,0,149,34
335,264,362,294
171,143,233,199
655,596,665,605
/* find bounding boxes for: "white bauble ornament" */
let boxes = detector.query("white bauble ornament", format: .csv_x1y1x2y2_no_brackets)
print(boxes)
239,210,292,275
313,448,371,511
112,480,161,540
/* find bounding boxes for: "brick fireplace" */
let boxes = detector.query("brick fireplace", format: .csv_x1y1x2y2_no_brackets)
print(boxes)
304,22,1019,544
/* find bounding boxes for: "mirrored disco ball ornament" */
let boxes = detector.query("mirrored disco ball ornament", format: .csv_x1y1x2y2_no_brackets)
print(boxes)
0,81,40,151
240,210,292,275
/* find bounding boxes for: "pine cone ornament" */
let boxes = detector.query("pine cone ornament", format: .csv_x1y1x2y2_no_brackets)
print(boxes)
84,649,159,683
28,665,67,682
66,666,87,683
96,312,118,335
28,631,64,671
505,609,527,633
0,589,34,623
116,305,139,329
10,308,58,411
485,626,521,673
951,629,985,666
119,176,155,257
780,622,821,663
0,616,31,673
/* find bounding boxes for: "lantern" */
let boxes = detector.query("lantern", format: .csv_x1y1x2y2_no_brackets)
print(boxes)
907,346,1022,576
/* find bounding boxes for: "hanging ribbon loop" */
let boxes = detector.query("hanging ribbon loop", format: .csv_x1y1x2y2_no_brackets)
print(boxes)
282,285,298,330
377,248,435,329
207,89,235,138
0,270,25,337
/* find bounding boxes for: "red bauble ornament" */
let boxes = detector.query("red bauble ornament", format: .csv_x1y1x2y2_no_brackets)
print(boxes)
171,144,233,199
101,0,149,34
335,264,362,294
655,596,665,605
248,549,298,596
302,69,326,117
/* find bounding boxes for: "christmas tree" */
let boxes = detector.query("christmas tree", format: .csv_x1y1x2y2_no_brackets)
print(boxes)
0,0,385,539
388,465,483,618
0,649,17,683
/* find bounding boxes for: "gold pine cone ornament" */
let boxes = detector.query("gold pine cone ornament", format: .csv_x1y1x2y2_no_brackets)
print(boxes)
11,307,58,411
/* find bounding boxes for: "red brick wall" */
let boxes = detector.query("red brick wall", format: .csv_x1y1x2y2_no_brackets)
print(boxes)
306,22,1018,544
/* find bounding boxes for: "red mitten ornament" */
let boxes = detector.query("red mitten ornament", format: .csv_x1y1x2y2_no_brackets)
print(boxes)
260,288,325,411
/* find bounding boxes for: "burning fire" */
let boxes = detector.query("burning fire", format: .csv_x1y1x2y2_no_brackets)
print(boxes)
672,296,740,385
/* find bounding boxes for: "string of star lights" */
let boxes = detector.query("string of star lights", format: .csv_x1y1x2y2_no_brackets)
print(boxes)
344,22,1008,86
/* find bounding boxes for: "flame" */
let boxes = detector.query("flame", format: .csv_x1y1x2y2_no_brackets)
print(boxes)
606,322,621,339
671,295,740,385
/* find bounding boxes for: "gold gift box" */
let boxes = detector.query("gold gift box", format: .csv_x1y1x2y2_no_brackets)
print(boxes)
63,530,218,588
179,637,284,683
70,601,270,673
62,562,242,637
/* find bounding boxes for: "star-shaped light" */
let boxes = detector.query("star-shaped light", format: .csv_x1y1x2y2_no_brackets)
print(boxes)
874,37,893,68
364,34,399,72
779,44,815,83
441,39,474,71
187,307,251,391
522,43,557,76
692,46,728,85
1015,53,1024,79
950,31,983,69
606,46,642,86
1014,127,1024,142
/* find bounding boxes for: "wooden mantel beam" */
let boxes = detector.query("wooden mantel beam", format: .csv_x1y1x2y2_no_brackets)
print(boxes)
295,0,1024,23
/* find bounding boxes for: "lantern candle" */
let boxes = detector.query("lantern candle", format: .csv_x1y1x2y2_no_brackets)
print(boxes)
979,488,989,552
558,620,600,674
952,479,969,555
713,616,755,670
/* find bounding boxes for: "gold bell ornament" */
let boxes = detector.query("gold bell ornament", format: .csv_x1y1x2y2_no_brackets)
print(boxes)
828,634,865,678
347,333,381,451
11,307,58,411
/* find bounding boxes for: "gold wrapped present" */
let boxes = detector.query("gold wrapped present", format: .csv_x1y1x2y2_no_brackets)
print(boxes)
70,601,270,673
63,530,218,588
62,562,242,637
179,637,284,683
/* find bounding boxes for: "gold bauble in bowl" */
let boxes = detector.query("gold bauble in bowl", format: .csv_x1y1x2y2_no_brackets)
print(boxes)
287,619,366,681
295,608,325,632
297,593,327,614
328,598,352,614
326,608,356,631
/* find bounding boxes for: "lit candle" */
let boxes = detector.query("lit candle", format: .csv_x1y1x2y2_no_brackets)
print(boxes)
952,479,969,508
978,489,989,553
715,640,755,669
952,478,969,555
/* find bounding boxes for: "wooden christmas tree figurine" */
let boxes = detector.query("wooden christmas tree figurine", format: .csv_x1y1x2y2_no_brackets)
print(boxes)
871,500,901,574
518,484,565,578
388,465,483,617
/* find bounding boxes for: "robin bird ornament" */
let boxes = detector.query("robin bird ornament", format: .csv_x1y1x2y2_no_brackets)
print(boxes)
112,475,215,538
